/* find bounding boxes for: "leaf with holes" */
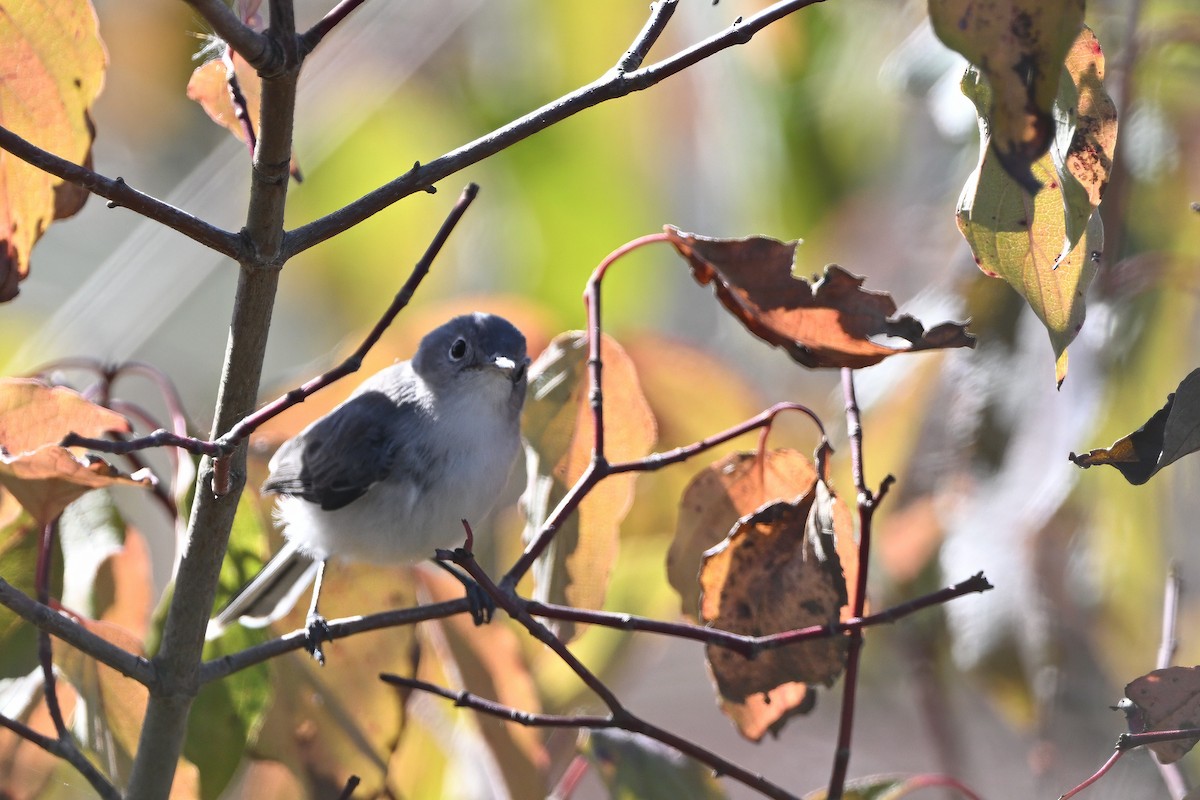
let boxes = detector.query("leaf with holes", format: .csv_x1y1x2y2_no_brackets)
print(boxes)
665,227,975,369
1070,369,1200,485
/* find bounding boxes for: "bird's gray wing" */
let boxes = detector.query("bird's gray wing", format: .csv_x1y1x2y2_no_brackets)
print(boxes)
261,389,415,511
205,539,319,639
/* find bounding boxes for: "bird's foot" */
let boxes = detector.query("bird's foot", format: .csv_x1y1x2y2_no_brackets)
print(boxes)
432,554,495,626
305,613,331,666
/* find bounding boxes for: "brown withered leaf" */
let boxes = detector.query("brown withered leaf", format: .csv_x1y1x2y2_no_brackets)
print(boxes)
522,331,657,642
1121,666,1200,764
665,227,975,369
699,491,849,703
1070,368,1200,485
0,379,154,524
669,449,818,619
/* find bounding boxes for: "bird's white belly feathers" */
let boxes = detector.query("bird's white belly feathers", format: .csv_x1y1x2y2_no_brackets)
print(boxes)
275,386,520,564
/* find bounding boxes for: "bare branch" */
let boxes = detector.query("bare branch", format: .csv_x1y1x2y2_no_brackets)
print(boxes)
524,573,992,656
0,579,157,686
299,0,370,55
283,0,827,258
380,675,614,729
0,713,122,800
1153,563,1189,799
1059,751,1124,800
182,0,273,69
616,0,678,73
0,126,244,259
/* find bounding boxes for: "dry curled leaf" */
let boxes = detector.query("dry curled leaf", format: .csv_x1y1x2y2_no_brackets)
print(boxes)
665,226,975,369
1070,368,1200,484
0,379,154,524
669,449,818,619
1120,666,1200,764
699,467,852,711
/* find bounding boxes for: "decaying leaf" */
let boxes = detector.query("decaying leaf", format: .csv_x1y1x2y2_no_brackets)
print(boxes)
1070,368,1200,485
0,379,154,524
669,449,818,619
954,25,1117,386
1121,666,1200,764
929,0,1084,192
698,448,857,742
522,331,656,642
0,0,106,301
665,227,975,369
581,729,727,800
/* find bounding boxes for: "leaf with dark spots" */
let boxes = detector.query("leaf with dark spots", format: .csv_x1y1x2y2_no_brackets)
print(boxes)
665,226,975,369
1070,368,1200,484
1121,666,1200,764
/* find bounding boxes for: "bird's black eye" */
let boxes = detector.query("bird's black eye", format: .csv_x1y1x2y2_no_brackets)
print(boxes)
449,337,468,360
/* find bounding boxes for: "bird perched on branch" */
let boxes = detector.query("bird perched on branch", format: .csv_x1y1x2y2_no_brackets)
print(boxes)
206,312,529,663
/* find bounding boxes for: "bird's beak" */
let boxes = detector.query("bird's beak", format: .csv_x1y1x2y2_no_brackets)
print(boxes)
490,354,530,384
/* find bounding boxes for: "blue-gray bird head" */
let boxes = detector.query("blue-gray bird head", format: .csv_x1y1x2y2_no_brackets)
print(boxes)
412,313,529,411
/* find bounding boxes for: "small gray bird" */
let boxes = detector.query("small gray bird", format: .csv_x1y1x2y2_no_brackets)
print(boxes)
206,313,529,659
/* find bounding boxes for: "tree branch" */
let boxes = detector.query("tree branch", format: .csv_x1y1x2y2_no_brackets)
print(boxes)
0,126,244,259
283,0,827,257
299,0,370,55
617,0,678,73
0,712,122,800
182,0,273,70
0,579,156,686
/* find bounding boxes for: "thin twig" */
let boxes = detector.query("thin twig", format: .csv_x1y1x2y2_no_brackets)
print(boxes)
0,713,122,800
183,0,272,68
380,675,614,729
55,184,479,460
283,0,828,258
0,125,244,259
525,572,991,656
336,774,361,800
616,0,678,73
35,523,68,738
0,579,157,686
1118,727,1200,751
1059,751,1124,800
826,368,894,800
445,545,801,800
299,0,370,54
1154,563,1189,799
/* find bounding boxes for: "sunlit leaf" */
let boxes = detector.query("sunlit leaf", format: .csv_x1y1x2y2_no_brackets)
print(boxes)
250,563,419,797
699,447,858,742
957,69,1102,387
1121,666,1200,764
669,449,818,619
57,616,148,783
0,509,59,679
1058,27,1118,210
665,227,975,369
186,47,301,179
0,379,154,525
929,0,1084,191
0,0,106,301
417,569,549,798
1070,368,1200,484
581,729,727,800
522,331,656,642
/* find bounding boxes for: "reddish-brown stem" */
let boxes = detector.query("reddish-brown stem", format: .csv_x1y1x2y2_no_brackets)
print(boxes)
225,56,258,161
299,0,369,54
549,754,592,800
826,368,894,800
1059,751,1124,800
35,522,68,739
434,547,801,800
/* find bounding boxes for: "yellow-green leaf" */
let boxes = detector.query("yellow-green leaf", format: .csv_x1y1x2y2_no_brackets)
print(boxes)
929,0,1083,191
0,0,106,300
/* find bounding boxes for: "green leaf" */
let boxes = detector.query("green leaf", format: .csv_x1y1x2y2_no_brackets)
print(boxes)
581,729,727,800
929,0,1084,191
0,507,55,679
956,66,1103,387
